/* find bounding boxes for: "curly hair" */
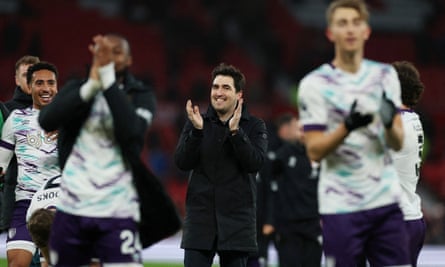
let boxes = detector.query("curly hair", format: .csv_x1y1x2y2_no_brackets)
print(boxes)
392,61,424,108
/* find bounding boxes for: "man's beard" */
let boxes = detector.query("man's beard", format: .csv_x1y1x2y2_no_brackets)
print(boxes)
116,67,129,83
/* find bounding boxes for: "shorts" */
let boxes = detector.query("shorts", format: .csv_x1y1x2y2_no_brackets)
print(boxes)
49,210,143,266
322,204,410,267
6,200,36,255
405,218,426,266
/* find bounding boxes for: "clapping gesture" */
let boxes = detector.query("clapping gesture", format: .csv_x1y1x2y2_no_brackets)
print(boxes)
186,100,203,130
87,35,113,81
229,98,243,132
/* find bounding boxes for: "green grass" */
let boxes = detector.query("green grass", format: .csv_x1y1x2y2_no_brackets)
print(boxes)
0,258,220,266
144,263,184,267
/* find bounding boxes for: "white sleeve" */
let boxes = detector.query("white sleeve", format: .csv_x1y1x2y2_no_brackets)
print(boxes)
80,78,102,101
98,62,116,90
0,114,16,172
297,76,328,129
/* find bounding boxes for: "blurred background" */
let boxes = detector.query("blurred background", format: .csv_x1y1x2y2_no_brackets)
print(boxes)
0,0,444,246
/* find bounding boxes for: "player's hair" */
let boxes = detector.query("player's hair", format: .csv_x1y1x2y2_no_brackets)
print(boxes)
275,113,296,129
211,63,246,92
392,61,424,108
26,61,59,85
27,208,55,248
15,55,40,73
105,33,131,56
326,0,370,26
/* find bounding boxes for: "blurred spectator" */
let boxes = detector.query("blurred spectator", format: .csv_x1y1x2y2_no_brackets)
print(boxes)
1,18,23,55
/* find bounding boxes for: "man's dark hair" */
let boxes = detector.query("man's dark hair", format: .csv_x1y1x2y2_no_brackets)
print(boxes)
392,61,424,108
211,63,246,92
26,61,58,85
105,33,131,56
15,55,40,72
275,113,296,129
27,208,55,248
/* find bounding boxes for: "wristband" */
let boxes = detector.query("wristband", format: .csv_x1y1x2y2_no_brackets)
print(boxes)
98,62,116,90
79,78,101,101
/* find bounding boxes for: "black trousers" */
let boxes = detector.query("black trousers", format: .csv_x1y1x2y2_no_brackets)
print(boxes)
184,249,249,267
275,219,322,267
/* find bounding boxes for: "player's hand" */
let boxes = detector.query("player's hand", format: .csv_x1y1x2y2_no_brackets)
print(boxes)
379,92,397,129
229,98,243,132
262,224,275,235
45,130,58,142
88,35,113,67
186,100,203,130
344,100,373,132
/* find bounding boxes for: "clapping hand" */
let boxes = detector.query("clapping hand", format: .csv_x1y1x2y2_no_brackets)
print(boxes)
344,100,373,132
379,92,397,129
45,130,58,142
89,35,113,67
229,98,243,132
88,35,113,81
186,100,203,130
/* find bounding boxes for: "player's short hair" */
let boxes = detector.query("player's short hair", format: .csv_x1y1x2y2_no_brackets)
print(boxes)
211,63,246,92
27,208,55,249
392,61,424,108
15,55,40,73
26,61,58,85
326,0,370,26
275,113,296,130
105,33,131,56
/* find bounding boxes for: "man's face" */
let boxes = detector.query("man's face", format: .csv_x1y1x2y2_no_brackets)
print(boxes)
210,75,241,117
106,36,132,74
279,118,304,143
327,7,370,53
29,69,58,110
294,119,305,143
15,64,32,94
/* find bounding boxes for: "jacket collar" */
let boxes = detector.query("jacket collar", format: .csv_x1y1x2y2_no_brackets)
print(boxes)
118,71,145,92
204,104,250,122
12,86,32,105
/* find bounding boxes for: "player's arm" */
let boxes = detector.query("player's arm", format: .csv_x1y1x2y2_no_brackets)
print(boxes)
298,77,373,162
101,64,151,149
384,113,403,151
0,147,14,176
304,126,349,162
39,79,94,132
379,91,404,151
380,66,404,151
0,115,16,173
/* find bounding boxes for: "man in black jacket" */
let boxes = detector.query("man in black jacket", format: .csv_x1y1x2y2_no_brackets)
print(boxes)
175,63,268,267
39,34,179,266
268,113,321,267
5,55,40,111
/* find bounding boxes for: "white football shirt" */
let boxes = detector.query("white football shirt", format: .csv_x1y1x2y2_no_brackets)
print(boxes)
391,109,424,220
0,108,61,201
298,59,403,214
58,92,140,221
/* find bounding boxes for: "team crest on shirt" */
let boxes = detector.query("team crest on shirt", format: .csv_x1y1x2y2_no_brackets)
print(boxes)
8,228,16,239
